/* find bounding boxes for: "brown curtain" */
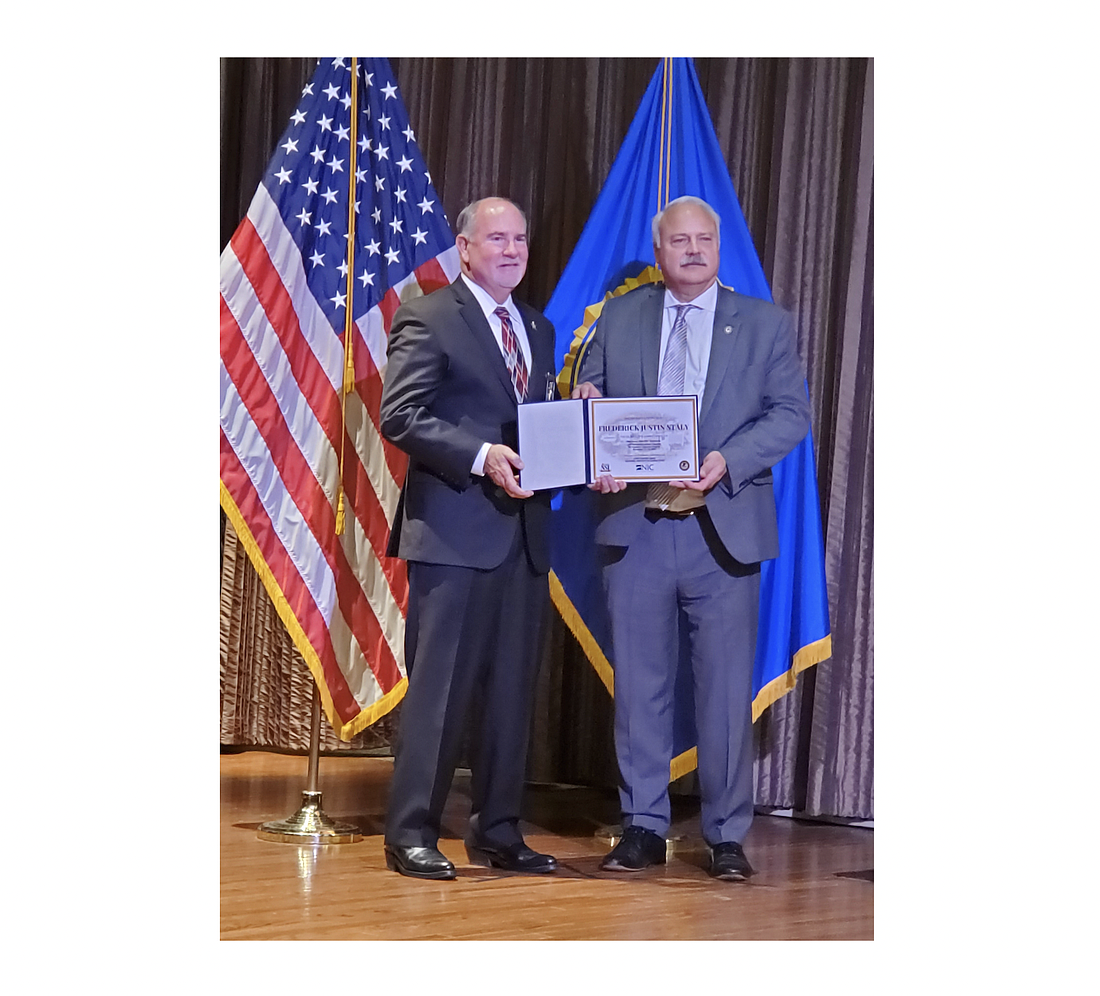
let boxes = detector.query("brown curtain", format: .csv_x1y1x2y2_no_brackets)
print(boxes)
219,57,873,820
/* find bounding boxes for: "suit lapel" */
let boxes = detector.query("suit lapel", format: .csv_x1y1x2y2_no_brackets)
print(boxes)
699,286,741,426
453,279,517,404
640,287,665,395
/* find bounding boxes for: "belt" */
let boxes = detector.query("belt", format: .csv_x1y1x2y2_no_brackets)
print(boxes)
644,506,699,521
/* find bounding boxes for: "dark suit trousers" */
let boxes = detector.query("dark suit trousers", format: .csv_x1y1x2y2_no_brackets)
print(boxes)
602,509,760,846
384,533,549,849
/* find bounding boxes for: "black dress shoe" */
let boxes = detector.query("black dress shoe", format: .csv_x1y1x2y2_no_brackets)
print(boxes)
384,843,457,880
708,841,753,881
599,826,666,871
465,839,558,874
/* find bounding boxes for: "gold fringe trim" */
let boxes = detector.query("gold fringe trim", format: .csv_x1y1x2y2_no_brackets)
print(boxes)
339,676,406,738
750,634,833,723
669,747,697,783
549,570,614,695
220,481,406,741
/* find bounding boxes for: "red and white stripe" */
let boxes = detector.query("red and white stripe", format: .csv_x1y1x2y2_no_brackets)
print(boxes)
220,182,459,736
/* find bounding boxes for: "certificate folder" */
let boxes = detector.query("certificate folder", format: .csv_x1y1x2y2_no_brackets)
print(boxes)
517,396,699,491
516,398,590,491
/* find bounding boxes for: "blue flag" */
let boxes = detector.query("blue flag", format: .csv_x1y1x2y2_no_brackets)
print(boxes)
544,58,832,780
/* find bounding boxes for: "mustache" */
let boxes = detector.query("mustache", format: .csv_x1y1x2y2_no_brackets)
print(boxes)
678,252,707,266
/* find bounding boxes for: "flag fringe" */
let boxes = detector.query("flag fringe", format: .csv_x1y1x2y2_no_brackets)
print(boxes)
750,634,833,723
220,481,405,740
340,677,407,737
669,747,697,783
548,570,613,695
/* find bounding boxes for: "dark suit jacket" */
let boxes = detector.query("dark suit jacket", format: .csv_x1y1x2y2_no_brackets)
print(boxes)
380,277,557,572
577,282,810,565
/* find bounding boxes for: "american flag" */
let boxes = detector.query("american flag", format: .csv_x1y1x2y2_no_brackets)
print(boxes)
220,57,459,739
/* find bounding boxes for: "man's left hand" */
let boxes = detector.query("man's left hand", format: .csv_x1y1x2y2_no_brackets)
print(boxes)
669,450,727,492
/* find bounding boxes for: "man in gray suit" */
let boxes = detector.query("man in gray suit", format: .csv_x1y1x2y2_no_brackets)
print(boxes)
572,195,810,881
379,197,558,880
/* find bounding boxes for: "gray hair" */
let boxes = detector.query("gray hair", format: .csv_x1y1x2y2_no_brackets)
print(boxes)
456,197,527,238
651,195,721,248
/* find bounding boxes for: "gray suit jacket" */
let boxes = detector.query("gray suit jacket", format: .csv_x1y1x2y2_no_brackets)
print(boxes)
380,278,556,572
577,282,810,565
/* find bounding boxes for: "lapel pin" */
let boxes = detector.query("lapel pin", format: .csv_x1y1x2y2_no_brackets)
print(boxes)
724,325,733,334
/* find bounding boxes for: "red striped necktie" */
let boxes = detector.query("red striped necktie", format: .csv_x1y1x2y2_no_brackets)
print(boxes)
494,306,528,401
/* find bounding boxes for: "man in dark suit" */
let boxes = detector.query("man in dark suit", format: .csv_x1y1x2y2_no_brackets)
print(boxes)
379,197,558,880
572,195,811,881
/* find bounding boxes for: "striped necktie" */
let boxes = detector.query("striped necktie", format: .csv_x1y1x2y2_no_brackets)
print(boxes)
647,304,697,510
657,303,693,396
494,306,528,401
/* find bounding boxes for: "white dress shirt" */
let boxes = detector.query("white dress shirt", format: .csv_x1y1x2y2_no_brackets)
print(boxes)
460,273,533,476
657,280,718,398
647,281,719,511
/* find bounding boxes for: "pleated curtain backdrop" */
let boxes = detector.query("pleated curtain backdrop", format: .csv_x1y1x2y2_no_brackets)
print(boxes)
219,57,873,821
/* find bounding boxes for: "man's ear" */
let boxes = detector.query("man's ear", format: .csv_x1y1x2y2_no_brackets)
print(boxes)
456,234,469,263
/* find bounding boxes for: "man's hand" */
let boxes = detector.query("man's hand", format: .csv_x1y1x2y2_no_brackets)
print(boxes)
571,381,603,400
669,450,727,492
484,444,534,499
588,473,628,493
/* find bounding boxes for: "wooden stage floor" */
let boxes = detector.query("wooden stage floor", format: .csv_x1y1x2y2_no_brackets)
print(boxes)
221,750,873,941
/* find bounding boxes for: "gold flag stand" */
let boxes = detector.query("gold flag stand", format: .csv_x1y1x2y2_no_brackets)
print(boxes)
258,58,364,846
257,685,363,844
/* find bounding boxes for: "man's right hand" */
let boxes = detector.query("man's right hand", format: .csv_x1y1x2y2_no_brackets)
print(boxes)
571,381,602,400
484,443,534,499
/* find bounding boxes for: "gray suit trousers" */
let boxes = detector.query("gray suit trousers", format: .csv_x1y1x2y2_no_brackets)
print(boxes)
603,508,759,846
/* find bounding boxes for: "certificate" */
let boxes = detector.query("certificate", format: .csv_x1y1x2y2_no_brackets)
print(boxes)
588,396,699,483
517,396,699,489
516,398,589,491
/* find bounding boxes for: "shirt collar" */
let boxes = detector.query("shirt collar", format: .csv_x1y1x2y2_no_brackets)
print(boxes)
663,280,718,314
461,272,517,320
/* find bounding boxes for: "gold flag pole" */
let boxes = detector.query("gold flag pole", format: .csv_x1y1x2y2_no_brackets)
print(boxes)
658,57,673,214
334,54,362,536
257,57,364,846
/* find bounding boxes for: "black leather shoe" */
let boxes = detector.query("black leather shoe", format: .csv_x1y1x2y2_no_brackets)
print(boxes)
384,843,457,880
599,826,666,871
465,839,558,874
708,841,753,881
